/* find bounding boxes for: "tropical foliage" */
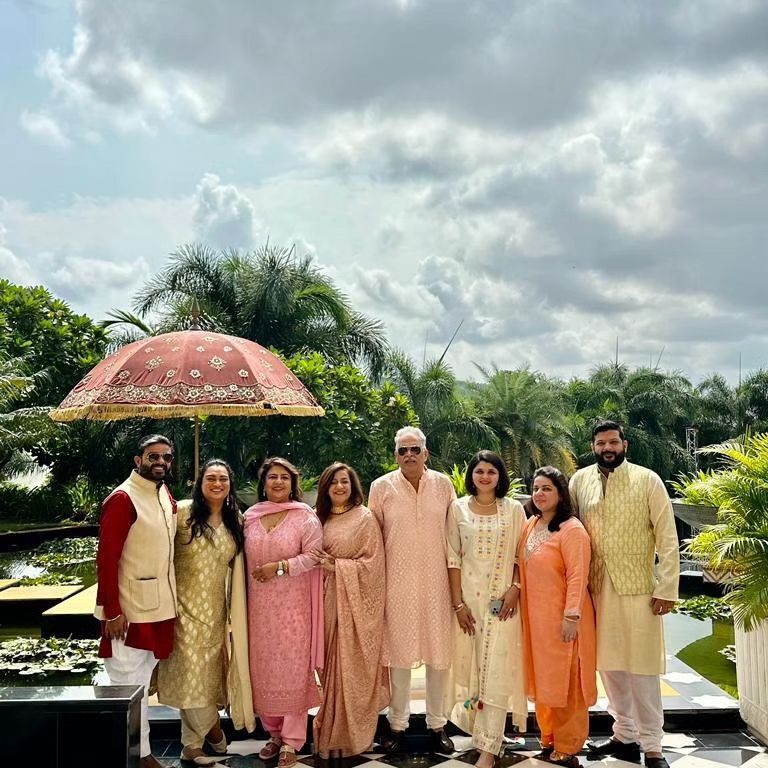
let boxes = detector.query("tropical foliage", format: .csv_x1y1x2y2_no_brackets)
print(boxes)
117,242,389,373
677,433,768,630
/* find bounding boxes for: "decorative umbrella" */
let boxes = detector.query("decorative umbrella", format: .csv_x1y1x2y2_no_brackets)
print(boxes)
50,330,325,476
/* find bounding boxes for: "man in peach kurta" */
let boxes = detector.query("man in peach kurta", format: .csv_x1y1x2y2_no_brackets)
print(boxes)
369,426,456,754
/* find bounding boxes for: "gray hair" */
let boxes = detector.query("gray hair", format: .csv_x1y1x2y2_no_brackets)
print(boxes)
394,426,427,449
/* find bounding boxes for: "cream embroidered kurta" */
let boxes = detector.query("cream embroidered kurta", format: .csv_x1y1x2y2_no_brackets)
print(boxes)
157,502,237,710
369,468,456,669
444,496,528,730
570,461,680,675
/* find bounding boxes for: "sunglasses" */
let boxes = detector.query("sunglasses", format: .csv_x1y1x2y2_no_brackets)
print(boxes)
397,446,423,456
145,452,174,463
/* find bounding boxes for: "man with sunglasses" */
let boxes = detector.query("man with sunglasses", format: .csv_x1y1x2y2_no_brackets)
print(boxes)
95,434,179,768
369,427,457,755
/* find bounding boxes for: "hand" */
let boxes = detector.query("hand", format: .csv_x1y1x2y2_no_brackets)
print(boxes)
500,586,520,620
104,614,128,640
650,598,675,616
310,548,336,572
252,562,278,582
561,617,579,642
455,605,476,635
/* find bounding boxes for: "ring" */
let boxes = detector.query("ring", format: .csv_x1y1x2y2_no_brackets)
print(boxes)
320,558,326,565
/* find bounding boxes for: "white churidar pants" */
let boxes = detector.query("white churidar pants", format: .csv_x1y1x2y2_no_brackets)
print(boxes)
389,666,449,731
103,639,158,758
600,670,664,754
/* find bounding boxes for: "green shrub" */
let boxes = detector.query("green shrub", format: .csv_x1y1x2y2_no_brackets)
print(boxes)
674,595,732,622
0,481,69,523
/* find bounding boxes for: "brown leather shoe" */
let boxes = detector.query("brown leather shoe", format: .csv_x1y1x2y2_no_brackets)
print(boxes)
140,755,168,768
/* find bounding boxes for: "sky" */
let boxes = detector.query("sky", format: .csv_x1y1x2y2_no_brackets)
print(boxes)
2,0,767,384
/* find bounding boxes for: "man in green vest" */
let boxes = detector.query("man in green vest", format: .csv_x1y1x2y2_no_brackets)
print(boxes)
570,421,679,768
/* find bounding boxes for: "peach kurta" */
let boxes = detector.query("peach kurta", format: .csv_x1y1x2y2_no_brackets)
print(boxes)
369,468,456,669
314,505,390,758
518,516,597,708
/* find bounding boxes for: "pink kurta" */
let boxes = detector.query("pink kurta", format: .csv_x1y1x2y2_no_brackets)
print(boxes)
368,468,456,669
518,516,597,708
244,503,324,716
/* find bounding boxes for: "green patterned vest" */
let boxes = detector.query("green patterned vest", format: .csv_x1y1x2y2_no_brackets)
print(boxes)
571,461,657,596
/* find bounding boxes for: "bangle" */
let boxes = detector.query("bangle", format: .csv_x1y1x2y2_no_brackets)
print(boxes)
564,615,579,622
508,582,521,591
106,614,123,623
452,602,465,613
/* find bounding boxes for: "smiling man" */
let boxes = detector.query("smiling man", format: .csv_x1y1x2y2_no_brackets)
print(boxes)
569,421,679,768
368,426,457,755
95,434,178,768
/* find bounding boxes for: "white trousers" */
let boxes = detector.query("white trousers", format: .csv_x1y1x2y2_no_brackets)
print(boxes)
103,640,158,758
389,666,449,731
600,670,664,753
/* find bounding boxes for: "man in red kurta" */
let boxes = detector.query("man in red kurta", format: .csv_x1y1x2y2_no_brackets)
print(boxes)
96,434,178,768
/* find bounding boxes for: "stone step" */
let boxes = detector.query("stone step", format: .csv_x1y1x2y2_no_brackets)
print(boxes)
41,584,98,639
0,584,86,625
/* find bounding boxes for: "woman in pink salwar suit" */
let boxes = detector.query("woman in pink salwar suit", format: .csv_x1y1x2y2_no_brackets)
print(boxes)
244,457,323,768
518,466,597,768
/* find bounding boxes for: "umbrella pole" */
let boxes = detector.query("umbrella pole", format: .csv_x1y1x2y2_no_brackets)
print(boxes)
194,415,200,480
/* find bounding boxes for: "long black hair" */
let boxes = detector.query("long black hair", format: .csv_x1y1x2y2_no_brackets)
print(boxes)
526,465,576,532
187,459,244,553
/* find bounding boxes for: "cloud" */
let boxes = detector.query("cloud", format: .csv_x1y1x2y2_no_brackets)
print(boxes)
0,224,36,284
192,173,257,250
19,110,71,148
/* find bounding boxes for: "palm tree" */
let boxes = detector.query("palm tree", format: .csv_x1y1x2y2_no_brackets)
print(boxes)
0,354,57,479
470,365,574,480
678,433,768,630
120,242,388,373
566,363,694,480
384,350,496,471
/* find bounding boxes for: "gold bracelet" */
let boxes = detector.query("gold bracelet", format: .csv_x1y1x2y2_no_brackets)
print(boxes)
106,614,123,623
452,602,465,613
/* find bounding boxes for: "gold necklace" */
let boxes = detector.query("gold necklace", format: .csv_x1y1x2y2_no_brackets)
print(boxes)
472,496,497,508
331,505,350,515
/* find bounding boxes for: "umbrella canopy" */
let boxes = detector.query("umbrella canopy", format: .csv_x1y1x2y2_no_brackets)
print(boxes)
50,330,324,474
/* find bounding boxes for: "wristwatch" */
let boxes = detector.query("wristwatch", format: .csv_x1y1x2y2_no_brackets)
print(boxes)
276,560,286,577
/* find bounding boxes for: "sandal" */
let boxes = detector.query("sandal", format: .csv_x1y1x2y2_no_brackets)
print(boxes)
259,738,282,760
549,752,580,768
278,745,298,768
180,747,221,765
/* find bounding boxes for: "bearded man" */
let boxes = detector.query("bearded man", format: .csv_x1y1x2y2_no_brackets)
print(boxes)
569,421,679,768
95,434,178,768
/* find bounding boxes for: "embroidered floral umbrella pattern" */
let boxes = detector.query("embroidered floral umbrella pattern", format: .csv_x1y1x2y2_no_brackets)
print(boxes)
49,330,324,421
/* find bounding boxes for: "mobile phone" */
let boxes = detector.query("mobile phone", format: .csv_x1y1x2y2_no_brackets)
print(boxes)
489,599,503,616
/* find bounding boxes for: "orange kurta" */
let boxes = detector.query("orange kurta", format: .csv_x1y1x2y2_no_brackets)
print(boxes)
518,516,597,708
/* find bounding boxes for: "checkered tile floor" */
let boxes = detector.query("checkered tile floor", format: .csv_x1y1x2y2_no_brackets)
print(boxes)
149,731,766,768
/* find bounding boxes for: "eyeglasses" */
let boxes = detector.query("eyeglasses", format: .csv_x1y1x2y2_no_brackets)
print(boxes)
145,452,174,463
397,446,423,456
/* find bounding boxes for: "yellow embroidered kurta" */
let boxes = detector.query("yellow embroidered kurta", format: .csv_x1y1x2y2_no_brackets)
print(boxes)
444,496,528,730
569,461,679,675
157,502,237,709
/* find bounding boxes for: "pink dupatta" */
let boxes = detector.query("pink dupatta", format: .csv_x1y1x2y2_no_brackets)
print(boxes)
244,500,325,670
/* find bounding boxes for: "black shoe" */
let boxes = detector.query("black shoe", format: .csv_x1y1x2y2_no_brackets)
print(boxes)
534,746,554,760
644,757,669,768
550,757,580,768
430,728,455,754
380,729,407,754
586,739,641,763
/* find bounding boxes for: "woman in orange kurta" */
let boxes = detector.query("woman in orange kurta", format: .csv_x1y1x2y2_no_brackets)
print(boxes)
518,466,597,768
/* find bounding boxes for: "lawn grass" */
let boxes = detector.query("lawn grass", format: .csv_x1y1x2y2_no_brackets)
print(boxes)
677,630,738,698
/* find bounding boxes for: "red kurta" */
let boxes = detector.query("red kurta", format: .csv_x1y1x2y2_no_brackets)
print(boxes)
96,488,176,659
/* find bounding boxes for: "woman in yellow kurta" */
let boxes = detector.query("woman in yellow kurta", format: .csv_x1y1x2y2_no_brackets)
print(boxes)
157,459,254,765
518,466,596,768
445,450,528,768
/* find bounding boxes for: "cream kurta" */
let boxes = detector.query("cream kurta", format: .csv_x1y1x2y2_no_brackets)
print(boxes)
157,502,236,709
570,461,680,675
444,496,528,731
369,468,455,669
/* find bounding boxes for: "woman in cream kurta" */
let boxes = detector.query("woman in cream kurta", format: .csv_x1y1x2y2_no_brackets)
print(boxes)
445,451,527,767
157,460,254,765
